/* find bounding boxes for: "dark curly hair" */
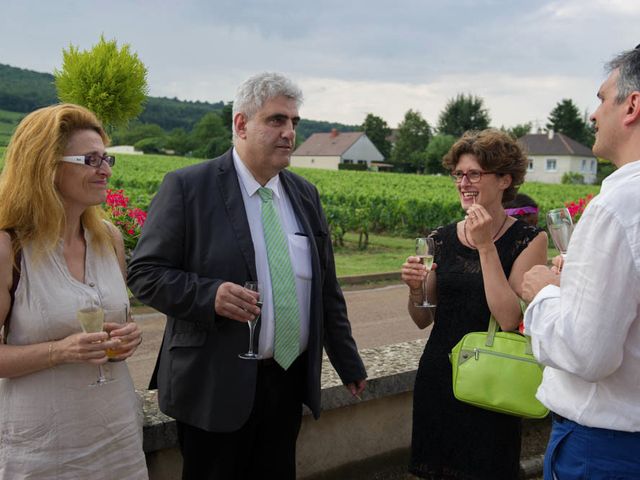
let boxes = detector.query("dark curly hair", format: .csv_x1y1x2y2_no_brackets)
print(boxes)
442,129,528,202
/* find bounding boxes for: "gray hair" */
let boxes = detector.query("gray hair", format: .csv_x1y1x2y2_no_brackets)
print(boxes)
606,46,640,104
232,72,303,139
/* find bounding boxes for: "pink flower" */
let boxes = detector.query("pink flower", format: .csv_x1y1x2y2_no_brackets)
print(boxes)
103,188,147,253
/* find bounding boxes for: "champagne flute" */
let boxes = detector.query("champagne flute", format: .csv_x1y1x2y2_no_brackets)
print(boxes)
414,237,435,308
77,300,112,386
104,303,129,362
238,281,263,360
546,208,574,259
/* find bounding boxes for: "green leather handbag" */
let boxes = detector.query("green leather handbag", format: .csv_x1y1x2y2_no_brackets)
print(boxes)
449,315,549,419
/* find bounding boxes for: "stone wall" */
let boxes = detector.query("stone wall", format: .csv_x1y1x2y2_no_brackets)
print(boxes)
141,339,549,479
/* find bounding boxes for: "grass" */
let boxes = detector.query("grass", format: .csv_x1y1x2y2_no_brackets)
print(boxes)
333,232,560,277
0,109,23,147
333,232,413,276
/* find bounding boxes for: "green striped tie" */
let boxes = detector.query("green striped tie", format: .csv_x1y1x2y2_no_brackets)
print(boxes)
258,187,301,370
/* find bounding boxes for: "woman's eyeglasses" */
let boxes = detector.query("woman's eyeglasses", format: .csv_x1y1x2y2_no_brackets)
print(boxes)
62,154,116,168
450,169,496,183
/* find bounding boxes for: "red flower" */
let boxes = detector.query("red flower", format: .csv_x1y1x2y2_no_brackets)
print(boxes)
564,195,593,222
104,189,147,253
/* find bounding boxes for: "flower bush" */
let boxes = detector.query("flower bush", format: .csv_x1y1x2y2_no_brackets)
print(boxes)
104,189,147,253
565,193,594,223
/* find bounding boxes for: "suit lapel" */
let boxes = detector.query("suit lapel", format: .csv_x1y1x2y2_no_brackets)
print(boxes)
216,150,257,281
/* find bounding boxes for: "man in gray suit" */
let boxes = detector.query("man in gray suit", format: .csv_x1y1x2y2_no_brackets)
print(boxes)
128,72,367,479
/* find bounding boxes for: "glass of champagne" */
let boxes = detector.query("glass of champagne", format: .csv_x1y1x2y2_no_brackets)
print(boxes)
546,208,574,259
104,303,129,362
77,300,112,386
238,281,263,360
415,237,435,308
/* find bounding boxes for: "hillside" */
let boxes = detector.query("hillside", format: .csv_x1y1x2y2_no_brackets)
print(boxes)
0,63,358,137
0,109,23,146
0,64,57,112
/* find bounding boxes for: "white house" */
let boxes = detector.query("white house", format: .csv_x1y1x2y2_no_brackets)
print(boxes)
106,145,144,155
291,130,384,170
518,131,596,184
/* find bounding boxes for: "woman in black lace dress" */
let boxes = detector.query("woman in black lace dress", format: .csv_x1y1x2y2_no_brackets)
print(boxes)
401,129,548,479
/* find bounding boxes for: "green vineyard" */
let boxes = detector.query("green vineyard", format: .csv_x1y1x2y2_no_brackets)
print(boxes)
1,151,601,242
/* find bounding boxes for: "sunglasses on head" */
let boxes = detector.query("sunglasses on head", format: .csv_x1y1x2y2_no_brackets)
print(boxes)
61,153,116,168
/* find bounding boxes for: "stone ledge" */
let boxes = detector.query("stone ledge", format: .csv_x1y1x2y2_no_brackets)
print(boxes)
141,338,549,479
141,339,425,453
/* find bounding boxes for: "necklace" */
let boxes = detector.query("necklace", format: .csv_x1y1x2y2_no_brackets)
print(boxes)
463,214,509,249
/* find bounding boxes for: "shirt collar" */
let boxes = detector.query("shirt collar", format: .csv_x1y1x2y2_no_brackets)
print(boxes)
600,159,640,194
232,148,282,199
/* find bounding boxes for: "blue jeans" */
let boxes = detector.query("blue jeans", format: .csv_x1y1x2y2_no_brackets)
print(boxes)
544,414,640,479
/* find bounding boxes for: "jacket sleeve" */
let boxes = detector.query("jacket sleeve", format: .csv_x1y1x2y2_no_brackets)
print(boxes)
312,187,367,384
127,171,222,327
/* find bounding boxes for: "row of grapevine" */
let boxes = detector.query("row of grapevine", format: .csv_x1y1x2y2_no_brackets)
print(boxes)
1,151,601,240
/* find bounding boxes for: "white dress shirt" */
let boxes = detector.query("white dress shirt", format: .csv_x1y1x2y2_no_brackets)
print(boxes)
233,149,312,358
524,159,640,432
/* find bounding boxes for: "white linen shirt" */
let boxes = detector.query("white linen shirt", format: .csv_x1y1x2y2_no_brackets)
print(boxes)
524,159,640,432
233,149,312,358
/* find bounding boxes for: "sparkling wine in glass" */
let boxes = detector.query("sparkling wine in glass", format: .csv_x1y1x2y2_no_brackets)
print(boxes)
415,237,435,308
239,281,263,360
104,303,128,361
546,208,574,258
77,301,112,386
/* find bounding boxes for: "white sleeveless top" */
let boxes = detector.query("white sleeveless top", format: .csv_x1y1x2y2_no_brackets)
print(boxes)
0,230,148,479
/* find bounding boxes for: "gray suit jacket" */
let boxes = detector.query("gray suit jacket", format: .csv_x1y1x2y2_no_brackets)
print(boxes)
127,149,366,432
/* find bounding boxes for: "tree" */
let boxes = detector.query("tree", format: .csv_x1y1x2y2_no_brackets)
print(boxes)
191,112,232,158
134,136,166,154
437,94,491,137
221,101,234,134
111,122,166,146
165,128,196,156
582,108,596,147
54,36,148,129
503,122,532,139
424,134,456,174
546,99,592,146
361,113,392,159
390,110,432,173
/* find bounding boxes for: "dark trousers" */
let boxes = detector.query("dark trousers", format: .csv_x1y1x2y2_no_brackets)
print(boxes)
176,354,306,480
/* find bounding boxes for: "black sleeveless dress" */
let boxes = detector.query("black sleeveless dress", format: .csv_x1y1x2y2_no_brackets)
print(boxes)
409,219,542,480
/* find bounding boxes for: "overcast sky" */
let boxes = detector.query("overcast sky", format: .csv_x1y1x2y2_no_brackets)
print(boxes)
1,0,638,129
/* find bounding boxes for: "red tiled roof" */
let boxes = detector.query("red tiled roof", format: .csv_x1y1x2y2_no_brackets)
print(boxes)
293,131,364,156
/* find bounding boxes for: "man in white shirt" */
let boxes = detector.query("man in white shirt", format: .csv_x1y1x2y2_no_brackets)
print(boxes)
522,46,640,479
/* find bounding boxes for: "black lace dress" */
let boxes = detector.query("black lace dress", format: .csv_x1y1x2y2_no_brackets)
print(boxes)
409,220,542,480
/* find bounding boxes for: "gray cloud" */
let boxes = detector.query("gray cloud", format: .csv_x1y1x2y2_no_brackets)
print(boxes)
1,0,638,127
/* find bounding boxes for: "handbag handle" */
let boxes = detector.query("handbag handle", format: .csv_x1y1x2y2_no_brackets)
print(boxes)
485,299,534,355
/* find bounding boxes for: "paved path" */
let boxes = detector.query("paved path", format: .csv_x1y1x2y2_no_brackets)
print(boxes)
128,283,431,390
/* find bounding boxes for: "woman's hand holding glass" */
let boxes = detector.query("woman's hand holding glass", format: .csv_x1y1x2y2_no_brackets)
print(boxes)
402,256,428,291
52,329,116,365
104,306,143,362
402,253,437,308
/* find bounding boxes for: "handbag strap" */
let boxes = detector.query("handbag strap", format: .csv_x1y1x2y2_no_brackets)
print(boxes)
2,229,21,344
485,302,534,356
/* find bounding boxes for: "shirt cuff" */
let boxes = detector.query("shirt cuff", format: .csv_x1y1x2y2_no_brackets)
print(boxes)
523,284,560,335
